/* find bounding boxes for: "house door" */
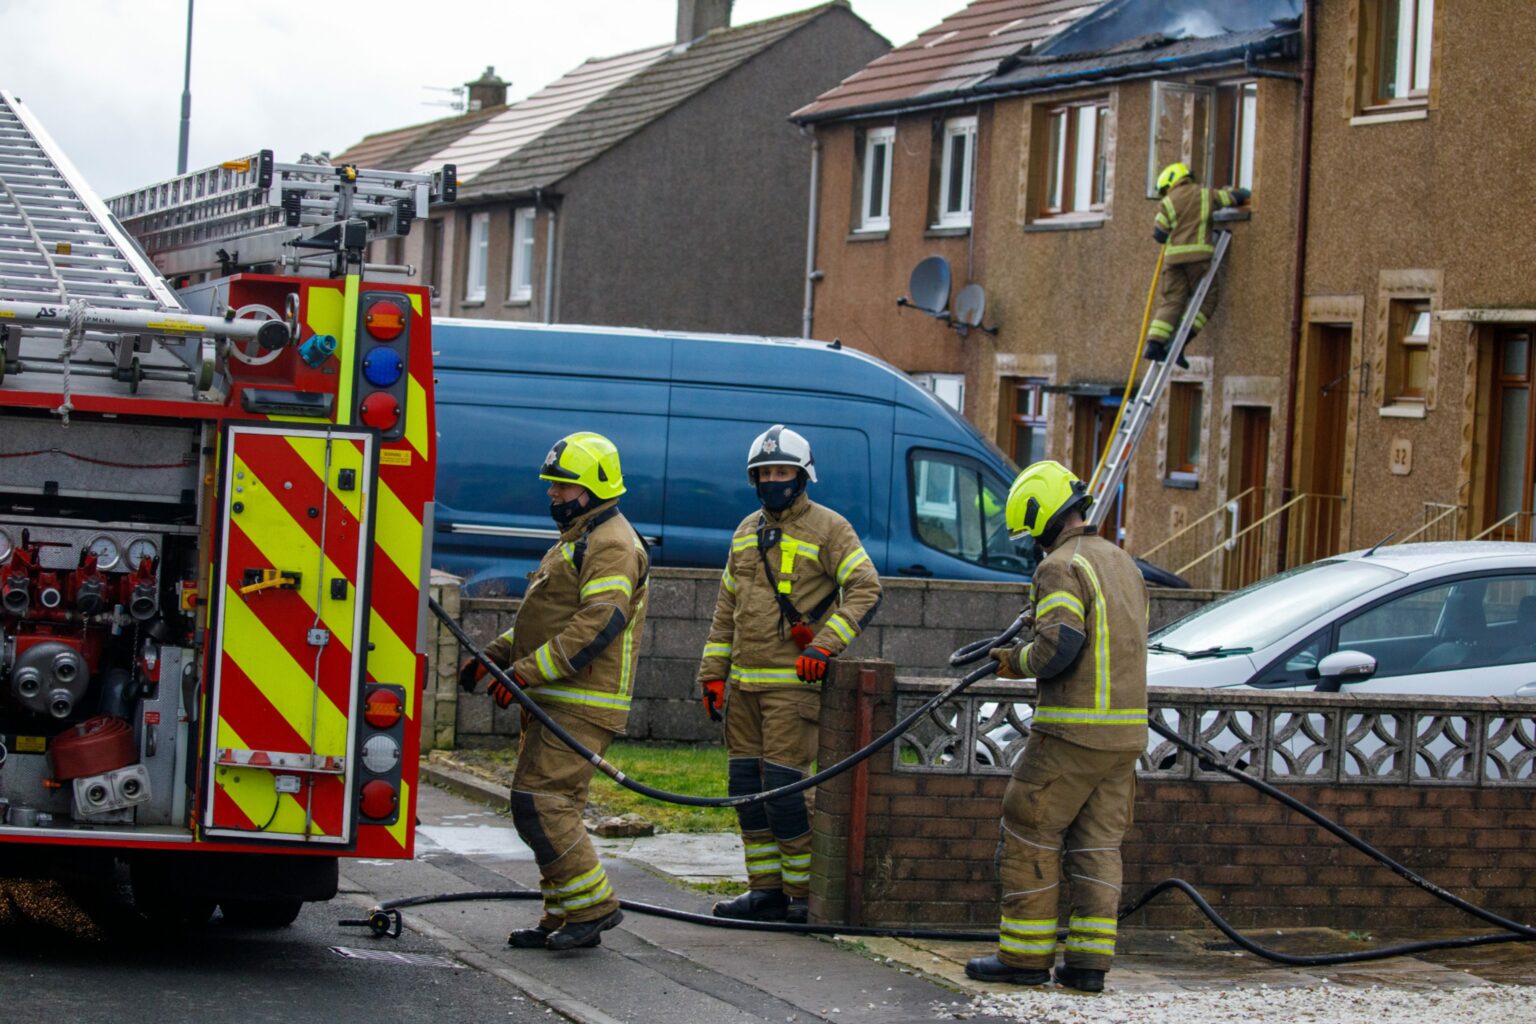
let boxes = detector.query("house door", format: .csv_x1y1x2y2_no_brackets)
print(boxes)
1072,396,1124,545
1298,324,1351,560
1487,326,1536,540
1225,406,1271,589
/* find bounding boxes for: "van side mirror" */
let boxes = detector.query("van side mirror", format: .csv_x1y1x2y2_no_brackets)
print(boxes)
1317,650,1377,683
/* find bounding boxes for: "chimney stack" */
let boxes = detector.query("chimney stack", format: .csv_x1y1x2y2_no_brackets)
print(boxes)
676,0,732,45
464,66,509,112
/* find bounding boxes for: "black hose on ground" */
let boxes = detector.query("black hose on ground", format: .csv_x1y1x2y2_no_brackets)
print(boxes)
430,596,1025,809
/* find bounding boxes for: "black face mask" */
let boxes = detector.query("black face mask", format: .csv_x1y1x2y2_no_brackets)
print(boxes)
550,495,588,528
756,476,804,512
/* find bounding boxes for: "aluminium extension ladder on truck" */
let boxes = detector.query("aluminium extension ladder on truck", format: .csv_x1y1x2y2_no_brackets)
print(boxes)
0,87,454,925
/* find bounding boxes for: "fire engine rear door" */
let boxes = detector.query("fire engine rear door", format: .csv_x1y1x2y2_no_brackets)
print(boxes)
203,424,377,844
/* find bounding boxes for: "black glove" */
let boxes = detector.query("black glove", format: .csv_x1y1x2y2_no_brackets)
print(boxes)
1231,187,1251,205
458,656,486,693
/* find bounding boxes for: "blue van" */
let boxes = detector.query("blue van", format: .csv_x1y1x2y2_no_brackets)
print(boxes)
432,321,1029,594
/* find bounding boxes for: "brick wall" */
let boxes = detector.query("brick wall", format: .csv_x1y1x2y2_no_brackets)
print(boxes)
425,569,1217,748
809,662,1536,932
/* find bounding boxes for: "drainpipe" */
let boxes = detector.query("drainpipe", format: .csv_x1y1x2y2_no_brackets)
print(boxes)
535,187,558,324
801,125,821,338
1280,0,1317,566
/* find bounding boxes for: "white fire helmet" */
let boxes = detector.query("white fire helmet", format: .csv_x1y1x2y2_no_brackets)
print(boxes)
746,425,817,483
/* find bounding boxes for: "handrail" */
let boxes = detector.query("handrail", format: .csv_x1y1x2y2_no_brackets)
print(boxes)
1471,510,1530,542
1393,503,1463,546
1139,486,1257,561
1176,491,1310,577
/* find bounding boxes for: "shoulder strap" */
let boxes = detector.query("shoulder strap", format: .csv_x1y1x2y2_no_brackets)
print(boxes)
754,517,836,627
571,505,648,587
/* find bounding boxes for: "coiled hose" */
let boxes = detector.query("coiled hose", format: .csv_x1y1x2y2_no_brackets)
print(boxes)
387,599,1535,965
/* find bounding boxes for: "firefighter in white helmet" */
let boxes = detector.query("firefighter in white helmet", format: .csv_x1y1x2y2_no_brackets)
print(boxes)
458,432,649,951
697,425,882,923
965,460,1147,993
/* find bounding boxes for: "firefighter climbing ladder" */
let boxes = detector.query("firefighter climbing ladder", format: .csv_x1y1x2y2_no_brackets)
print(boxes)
0,89,293,402
1086,230,1232,527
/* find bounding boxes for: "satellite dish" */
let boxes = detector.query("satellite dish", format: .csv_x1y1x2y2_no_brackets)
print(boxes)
954,283,986,328
908,256,951,315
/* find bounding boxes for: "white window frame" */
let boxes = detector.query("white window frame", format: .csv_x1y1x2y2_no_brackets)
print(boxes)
465,211,489,302
1147,81,1216,199
1040,98,1109,218
1379,0,1434,103
859,126,895,232
509,207,535,302
937,116,977,228
912,372,966,413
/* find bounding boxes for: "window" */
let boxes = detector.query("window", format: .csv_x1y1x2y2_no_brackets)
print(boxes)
1488,328,1536,537
1371,0,1434,105
424,218,444,298
509,207,536,302
464,211,489,302
1212,81,1258,191
857,126,895,232
909,451,1028,573
937,116,977,227
1386,300,1431,404
1334,575,1536,679
1166,382,1204,482
912,372,965,412
1001,377,1049,465
1039,99,1108,217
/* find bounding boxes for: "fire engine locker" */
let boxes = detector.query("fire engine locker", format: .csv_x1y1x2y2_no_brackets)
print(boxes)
204,424,377,843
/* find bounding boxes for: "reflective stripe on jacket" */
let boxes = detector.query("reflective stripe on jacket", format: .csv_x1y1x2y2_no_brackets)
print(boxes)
1014,524,1148,751
697,493,881,692
484,500,649,733
1153,179,1243,265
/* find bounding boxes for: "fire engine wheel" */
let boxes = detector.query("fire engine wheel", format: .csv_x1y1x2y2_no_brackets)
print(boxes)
220,898,304,928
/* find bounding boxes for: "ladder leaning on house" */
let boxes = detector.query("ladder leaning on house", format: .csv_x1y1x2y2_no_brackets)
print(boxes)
1085,230,1232,530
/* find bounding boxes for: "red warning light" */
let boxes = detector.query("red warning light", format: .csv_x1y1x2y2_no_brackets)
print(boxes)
360,780,398,819
359,391,400,431
365,300,405,341
364,688,404,729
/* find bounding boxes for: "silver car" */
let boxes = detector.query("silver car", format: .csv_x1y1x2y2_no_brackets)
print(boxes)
1146,541,1536,699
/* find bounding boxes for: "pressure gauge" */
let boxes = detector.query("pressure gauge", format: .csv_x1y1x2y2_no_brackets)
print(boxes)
126,537,159,568
0,527,11,563
86,535,121,570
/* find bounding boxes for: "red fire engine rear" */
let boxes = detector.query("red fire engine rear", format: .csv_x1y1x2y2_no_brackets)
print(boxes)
0,89,454,923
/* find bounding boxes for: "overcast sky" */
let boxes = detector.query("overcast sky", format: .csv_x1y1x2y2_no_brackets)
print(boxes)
0,0,945,198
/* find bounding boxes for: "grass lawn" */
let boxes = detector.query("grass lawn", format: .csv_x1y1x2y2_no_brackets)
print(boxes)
457,741,739,834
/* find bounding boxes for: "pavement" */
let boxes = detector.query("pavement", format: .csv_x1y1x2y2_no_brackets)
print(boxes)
398,761,1536,1024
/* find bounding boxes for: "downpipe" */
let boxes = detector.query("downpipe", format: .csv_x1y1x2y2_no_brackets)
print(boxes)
359,601,1536,962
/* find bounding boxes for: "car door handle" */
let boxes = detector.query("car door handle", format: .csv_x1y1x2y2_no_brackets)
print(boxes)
897,564,933,577
1517,682,1536,699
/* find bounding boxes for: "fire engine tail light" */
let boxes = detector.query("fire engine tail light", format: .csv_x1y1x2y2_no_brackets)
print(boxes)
360,780,398,820
364,300,405,341
362,347,404,388
359,391,400,431
363,688,403,729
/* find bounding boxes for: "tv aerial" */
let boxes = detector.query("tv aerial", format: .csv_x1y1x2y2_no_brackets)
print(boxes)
896,256,998,337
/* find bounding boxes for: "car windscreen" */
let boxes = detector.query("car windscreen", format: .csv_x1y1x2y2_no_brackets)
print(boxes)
1150,559,1405,653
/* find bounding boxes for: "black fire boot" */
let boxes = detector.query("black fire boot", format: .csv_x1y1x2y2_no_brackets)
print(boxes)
1143,341,1169,362
964,954,1050,985
784,896,809,924
506,926,552,949
546,908,624,951
1055,965,1106,993
712,888,788,921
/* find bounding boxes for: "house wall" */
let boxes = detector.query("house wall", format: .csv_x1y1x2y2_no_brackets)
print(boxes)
552,6,888,336
1304,0,1536,546
806,109,992,376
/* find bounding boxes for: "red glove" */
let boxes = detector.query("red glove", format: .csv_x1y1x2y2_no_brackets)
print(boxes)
796,647,832,682
487,671,528,709
701,679,725,722
458,656,488,693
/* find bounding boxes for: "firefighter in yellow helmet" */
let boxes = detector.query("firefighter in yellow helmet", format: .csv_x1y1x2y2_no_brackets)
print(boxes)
458,432,649,951
1146,161,1251,368
965,460,1147,993
697,425,882,924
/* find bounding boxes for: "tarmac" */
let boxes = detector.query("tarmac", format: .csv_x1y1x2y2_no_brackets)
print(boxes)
400,758,1536,1023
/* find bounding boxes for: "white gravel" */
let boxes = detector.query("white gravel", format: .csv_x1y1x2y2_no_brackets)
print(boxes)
959,984,1531,1023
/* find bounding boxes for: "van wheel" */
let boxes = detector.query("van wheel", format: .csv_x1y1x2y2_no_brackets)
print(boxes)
220,898,304,928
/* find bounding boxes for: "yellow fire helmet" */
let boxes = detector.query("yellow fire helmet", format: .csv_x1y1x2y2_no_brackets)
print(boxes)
1156,161,1191,194
1005,460,1093,546
539,431,626,501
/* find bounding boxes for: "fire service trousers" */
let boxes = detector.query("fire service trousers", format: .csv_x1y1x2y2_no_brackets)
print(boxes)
511,711,621,928
1147,260,1220,347
724,686,821,898
996,731,1140,972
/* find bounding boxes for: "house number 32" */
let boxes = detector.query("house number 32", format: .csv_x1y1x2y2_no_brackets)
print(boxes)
1389,437,1413,476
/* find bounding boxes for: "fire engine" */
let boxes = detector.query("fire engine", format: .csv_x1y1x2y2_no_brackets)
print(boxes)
0,89,453,925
